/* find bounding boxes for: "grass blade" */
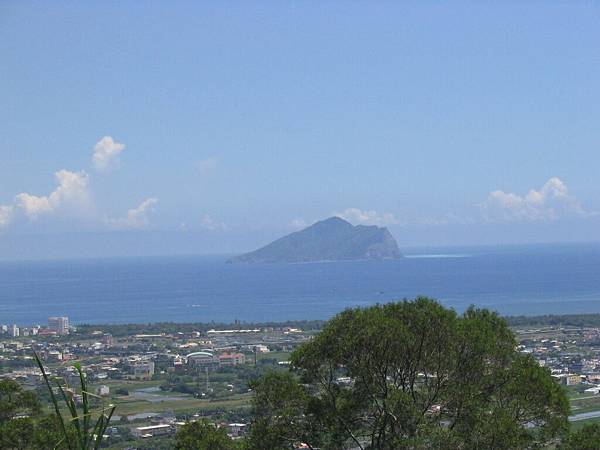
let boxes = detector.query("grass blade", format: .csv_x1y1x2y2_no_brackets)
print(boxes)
56,382,84,448
33,351,74,450
75,363,91,447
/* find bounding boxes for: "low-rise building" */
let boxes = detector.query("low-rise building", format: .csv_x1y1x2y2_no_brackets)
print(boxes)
253,344,270,353
47,351,63,362
131,424,173,438
133,361,155,380
219,353,246,367
187,351,219,371
228,423,247,437
96,385,110,396
554,373,582,385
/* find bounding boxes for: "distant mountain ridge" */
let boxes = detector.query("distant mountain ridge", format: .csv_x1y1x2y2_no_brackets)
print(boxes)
229,217,402,263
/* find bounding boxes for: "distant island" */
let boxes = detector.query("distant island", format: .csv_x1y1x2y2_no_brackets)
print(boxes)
229,216,402,263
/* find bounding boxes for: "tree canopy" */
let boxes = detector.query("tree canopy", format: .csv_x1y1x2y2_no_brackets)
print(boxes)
175,420,241,450
0,378,40,422
248,297,570,449
0,379,65,450
562,423,600,449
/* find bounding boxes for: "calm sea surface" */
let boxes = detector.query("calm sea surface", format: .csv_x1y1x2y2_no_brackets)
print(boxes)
1,243,600,325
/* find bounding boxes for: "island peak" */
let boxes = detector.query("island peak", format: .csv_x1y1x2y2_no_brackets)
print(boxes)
229,216,401,263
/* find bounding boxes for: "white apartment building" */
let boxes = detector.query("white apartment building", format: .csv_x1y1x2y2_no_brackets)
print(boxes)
48,316,69,335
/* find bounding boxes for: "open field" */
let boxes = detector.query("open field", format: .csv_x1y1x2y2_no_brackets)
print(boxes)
84,378,253,417
111,395,251,416
256,350,290,362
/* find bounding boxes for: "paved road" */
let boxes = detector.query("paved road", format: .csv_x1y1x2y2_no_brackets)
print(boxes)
571,395,600,401
569,410,600,422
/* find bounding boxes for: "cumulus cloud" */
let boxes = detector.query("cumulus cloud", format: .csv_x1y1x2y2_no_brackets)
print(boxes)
481,177,587,222
92,136,125,172
199,214,228,231
0,205,14,228
0,137,164,232
197,157,219,175
105,198,158,230
16,170,91,219
334,207,400,226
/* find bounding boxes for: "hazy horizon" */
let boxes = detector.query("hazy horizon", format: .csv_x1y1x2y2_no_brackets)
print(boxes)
1,228,600,262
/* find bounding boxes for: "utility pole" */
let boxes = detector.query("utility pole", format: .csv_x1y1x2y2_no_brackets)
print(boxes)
205,367,209,393
195,366,201,397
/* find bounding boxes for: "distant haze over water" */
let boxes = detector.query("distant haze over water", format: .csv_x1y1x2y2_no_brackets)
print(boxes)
1,243,600,325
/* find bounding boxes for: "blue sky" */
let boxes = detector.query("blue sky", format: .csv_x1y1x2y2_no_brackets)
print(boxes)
1,2,600,258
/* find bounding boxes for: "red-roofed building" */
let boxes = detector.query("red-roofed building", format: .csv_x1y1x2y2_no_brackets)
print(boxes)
218,353,245,367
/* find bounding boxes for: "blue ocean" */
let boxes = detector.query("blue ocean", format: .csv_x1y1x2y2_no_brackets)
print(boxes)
2,243,600,325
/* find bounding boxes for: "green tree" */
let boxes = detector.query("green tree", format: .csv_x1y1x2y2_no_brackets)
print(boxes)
31,414,77,450
562,423,600,450
248,297,569,450
0,379,42,449
174,420,240,450
0,417,36,450
247,371,317,450
0,380,71,449
0,378,41,421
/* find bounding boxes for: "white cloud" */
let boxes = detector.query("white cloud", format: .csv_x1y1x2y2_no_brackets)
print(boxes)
105,198,158,230
16,193,52,217
199,214,228,231
197,157,219,175
92,136,125,172
289,218,308,229
481,177,587,222
16,170,91,219
0,205,14,228
334,208,400,226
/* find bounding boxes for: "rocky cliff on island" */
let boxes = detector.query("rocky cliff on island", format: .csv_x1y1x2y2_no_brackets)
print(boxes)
229,216,402,263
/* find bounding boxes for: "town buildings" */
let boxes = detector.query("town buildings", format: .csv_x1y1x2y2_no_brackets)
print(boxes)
133,361,155,380
48,316,69,335
187,351,219,370
219,353,246,366
132,424,173,438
